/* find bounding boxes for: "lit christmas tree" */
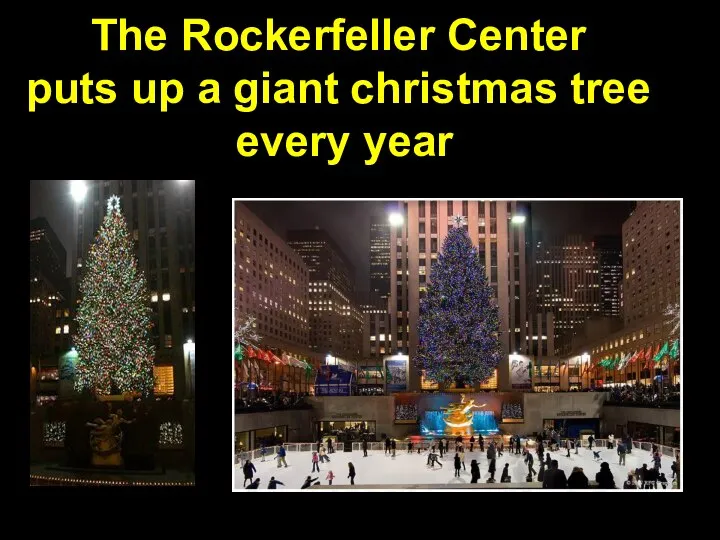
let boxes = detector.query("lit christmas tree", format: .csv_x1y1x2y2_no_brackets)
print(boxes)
414,217,502,387
73,196,155,396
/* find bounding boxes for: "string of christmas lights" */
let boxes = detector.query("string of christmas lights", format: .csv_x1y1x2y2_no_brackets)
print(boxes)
414,223,502,386
43,422,66,447
73,196,155,396
159,422,183,448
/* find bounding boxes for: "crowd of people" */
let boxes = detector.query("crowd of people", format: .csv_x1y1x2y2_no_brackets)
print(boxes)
395,404,418,421
605,383,680,407
501,403,523,419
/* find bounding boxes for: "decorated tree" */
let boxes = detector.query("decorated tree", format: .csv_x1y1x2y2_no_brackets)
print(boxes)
414,217,502,387
73,196,155,396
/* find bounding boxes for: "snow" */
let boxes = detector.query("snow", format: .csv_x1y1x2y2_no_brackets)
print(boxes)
235,445,675,490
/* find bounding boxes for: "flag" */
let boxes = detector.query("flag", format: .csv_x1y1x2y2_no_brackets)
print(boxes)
259,350,272,364
271,351,285,365
617,352,632,370
234,344,244,363
669,339,680,360
653,341,669,363
629,350,641,364
246,345,256,359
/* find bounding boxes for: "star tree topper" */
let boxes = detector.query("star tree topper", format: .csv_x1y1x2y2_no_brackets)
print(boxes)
451,214,468,227
107,195,121,214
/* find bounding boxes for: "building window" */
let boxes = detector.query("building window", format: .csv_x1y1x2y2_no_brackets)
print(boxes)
419,238,426,252
55,327,61,335
154,365,174,395
419,222,425,234
162,293,171,302
479,201,485,218
431,238,438,252
63,324,69,334
430,201,437,218
462,200,468,216
490,201,497,218
447,201,454,216
164,334,173,348
418,201,425,218
431,220,437,234
151,293,159,303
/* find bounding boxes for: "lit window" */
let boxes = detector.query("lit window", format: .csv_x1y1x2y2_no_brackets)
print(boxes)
164,335,173,348
153,365,175,396
63,325,69,334
151,293,159,303
64,309,70,317
55,327,61,335
162,293,171,302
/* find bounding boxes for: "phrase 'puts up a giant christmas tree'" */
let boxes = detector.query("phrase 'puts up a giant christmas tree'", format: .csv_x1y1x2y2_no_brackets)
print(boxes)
73,196,155,396
414,217,502,387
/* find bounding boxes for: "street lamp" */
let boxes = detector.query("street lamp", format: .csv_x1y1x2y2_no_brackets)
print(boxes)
511,215,527,225
70,181,88,203
388,212,404,227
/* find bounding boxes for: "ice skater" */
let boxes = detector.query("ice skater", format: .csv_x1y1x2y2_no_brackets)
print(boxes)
428,450,443,468
268,476,284,489
326,470,335,485
301,476,318,489
260,443,267,462
245,478,261,489
617,441,627,466
592,450,602,461
347,462,356,485
445,439,450,453
470,435,475,452
407,440,414,453
362,438,368,457
276,443,288,468
327,438,334,454
454,453,462,477
311,451,321,472
242,460,257,487
588,434,594,450
526,450,537,478
478,434,484,452
501,463,510,483
438,439,444,458
319,445,330,463
459,446,466,471
385,437,391,455
391,438,397,457
575,437,581,454
470,459,480,483
566,438,572,458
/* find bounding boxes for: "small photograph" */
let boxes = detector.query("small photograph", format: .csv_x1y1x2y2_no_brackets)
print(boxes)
30,181,195,486
234,200,680,491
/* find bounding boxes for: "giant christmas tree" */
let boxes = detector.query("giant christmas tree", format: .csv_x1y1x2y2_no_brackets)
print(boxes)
414,217,502,387
73,196,155,396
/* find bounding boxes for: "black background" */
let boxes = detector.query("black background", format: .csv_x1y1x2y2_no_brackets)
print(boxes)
18,8,686,507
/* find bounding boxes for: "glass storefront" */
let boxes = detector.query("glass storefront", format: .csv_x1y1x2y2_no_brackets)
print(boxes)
235,425,288,452
318,420,376,442
627,421,679,447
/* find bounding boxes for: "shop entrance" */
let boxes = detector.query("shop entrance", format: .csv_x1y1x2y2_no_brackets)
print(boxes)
543,418,599,439
317,420,376,443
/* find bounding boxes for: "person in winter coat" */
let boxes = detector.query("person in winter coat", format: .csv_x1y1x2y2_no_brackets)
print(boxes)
429,450,443,468
525,450,537,477
566,438,572,458
595,462,615,489
497,442,504,456
260,443,267,462
245,478,261,489
438,439,444,458
326,470,335,485
501,463,510,483
268,476,285,489
607,434,615,450
545,453,552,469
311,451,320,473
644,466,658,489
516,435,522,454
316,439,322,453
487,443,497,461
575,437,581,454
567,467,589,489
385,437,391,455
455,435,463,452
243,460,257,486
301,476,318,489
407,440,414,454
469,435,475,452
445,439,450,453
391,438,397,457
319,445,329,463
639,464,649,487
658,472,668,489
623,474,637,489
347,462,356,485
538,460,545,482
488,457,497,481
327,438,334,454
537,441,544,461
653,452,662,470
478,434,484,452
276,443,288,468
454,453,462,477
458,447,467,470
543,460,567,489
588,435,594,449
470,459,480,483
671,459,678,478
617,442,627,466
362,438,368,457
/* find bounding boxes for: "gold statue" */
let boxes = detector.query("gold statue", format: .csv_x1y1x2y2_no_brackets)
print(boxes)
86,407,135,467
441,394,486,435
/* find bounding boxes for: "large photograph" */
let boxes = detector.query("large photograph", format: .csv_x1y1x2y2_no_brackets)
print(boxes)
234,199,681,491
30,181,195,487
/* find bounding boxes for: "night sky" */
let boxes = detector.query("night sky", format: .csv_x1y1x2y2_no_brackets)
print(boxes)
245,200,634,293
30,180,77,277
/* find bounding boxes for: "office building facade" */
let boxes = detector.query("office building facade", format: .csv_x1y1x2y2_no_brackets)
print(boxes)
369,216,391,303
390,200,532,391
593,235,623,319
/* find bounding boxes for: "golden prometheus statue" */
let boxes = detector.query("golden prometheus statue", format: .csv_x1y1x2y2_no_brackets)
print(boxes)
441,394,486,435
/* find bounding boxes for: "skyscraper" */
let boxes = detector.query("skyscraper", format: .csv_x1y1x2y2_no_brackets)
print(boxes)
369,216,391,304
287,229,362,361
534,235,600,355
71,180,195,399
390,200,534,391
593,235,623,319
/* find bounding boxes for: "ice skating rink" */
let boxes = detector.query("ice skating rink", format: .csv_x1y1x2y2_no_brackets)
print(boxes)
234,445,676,490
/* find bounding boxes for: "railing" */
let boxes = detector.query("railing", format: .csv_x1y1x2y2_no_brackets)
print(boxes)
235,438,679,464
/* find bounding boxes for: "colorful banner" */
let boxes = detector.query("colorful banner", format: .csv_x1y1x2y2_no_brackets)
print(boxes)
509,354,532,390
384,356,408,392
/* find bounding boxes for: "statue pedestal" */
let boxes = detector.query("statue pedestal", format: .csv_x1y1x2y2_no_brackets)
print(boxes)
92,451,124,467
